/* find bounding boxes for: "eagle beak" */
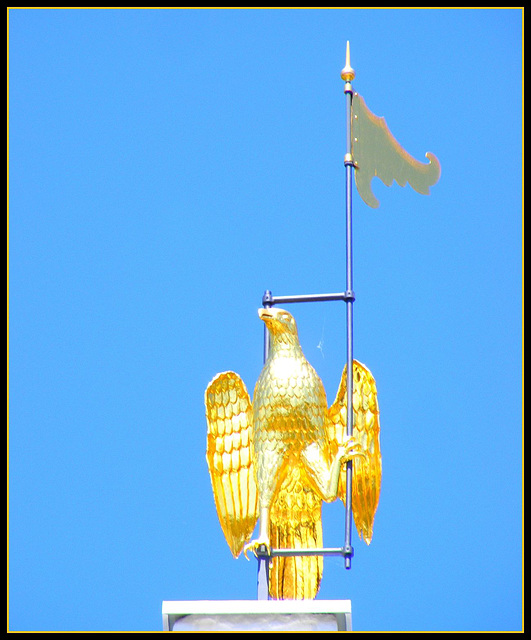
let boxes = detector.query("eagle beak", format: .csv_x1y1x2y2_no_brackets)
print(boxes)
258,308,274,322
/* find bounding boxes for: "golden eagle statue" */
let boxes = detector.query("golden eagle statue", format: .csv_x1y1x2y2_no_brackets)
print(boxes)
205,307,382,599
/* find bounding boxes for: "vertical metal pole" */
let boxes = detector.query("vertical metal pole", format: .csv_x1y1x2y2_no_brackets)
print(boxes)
262,290,273,363
257,290,273,599
341,42,356,570
256,552,270,600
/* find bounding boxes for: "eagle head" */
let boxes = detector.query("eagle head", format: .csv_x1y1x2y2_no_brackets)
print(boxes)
258,307,300,347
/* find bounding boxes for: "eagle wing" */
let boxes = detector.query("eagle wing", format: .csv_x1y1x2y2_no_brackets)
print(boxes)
205,371,258,557
268,464,323,600
328,360,382,544
352,92,441,208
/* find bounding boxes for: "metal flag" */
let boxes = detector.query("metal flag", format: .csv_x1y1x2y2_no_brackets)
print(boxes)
342,42,441,208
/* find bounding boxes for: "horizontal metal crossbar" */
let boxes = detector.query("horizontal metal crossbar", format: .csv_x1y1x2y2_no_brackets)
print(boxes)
255,546,353,559
262,290,355,306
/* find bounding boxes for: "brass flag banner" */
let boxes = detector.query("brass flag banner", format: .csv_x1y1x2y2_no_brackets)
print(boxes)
351,92,441,208
340,42,441,208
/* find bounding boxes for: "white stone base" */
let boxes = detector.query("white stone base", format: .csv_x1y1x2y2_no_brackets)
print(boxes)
162,600,352,631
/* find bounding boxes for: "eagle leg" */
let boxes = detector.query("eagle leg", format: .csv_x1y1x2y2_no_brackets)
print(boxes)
301,438,367,502
243,445,289,558
243,506,272,560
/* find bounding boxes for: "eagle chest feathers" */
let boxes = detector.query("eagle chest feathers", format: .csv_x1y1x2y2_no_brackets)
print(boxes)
253,347,327,453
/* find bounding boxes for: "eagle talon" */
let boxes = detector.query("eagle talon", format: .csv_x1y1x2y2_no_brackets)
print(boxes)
243,539,271,561
340,439,368,464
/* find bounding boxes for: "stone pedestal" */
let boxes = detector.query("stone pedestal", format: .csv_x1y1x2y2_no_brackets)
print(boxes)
162,600,352,631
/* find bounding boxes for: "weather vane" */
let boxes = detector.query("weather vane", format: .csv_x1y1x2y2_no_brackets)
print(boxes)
205,42,440,601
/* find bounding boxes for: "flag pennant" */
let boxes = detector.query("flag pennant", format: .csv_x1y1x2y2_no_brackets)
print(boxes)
352,92,441,208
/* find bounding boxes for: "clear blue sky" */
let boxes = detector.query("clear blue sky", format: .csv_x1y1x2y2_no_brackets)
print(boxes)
8,8,522,632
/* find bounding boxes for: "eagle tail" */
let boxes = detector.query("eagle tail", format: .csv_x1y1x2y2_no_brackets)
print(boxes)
268,465,323,600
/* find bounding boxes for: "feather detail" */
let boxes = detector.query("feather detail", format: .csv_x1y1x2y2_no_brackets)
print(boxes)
268,464,323,600
328,360,382,544
205,371,258,557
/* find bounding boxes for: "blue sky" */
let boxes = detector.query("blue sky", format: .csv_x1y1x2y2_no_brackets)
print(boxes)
8,8,522,632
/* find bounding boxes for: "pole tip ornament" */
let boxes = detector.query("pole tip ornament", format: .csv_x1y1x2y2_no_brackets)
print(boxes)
340,41,355,82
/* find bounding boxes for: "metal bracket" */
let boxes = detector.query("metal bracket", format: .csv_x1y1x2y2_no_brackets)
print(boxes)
262,290,355,307
255,543,354,600
257,286,357,599
256,546,353,559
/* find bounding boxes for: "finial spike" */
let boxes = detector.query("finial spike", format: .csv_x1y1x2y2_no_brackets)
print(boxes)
341,41,355,82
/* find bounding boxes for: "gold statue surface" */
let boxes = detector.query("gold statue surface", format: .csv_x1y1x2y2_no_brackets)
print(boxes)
205,308,382,599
